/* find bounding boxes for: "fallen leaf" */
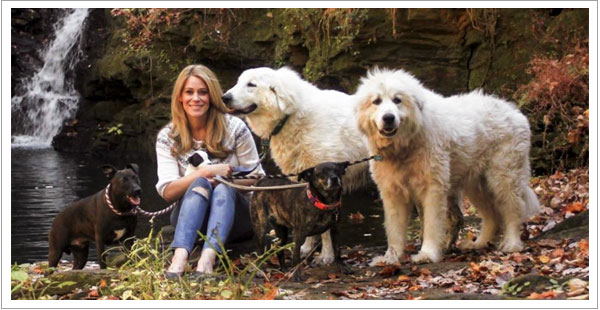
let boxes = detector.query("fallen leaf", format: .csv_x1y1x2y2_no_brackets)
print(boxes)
328,273,339,279
397,275,411,282
32,266,44,274
538,255,550,264
528,290,557,299
565,202,585,213
260,287,278,300
88,289,99,298
99,279,107,289
578,239,589,256
380,265,399,278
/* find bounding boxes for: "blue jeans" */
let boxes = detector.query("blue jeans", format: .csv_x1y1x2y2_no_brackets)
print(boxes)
170,177,252,254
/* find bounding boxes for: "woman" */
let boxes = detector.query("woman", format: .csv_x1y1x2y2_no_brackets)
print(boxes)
155,64,263,277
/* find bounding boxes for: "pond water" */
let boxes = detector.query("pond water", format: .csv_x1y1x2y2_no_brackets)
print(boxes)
10,148,386,265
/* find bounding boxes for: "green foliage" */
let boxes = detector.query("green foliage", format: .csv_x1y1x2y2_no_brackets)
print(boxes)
275,9,368,82
107,123,123,135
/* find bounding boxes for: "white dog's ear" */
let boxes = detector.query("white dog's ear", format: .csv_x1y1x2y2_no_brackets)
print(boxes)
269,85,289,112
413,94,425,111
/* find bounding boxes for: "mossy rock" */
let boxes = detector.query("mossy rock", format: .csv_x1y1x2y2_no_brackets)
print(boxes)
42,269,117,296
501,273,566,298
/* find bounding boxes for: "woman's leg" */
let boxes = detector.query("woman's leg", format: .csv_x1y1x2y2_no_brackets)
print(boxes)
167,177,212,273
196,183,240,273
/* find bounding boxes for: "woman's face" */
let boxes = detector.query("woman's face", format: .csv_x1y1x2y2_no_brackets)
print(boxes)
180,75,211,120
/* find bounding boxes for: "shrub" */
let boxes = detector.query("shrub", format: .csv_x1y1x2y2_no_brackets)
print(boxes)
515,39,588,174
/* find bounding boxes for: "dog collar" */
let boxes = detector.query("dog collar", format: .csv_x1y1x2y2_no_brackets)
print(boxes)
306,187,341,211
270,114,290,137
104,184,138,216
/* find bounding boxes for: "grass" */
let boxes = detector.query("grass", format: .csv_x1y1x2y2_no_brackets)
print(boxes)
11,228,291,300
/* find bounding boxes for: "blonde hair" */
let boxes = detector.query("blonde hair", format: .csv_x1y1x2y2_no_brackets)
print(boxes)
169,64,231,159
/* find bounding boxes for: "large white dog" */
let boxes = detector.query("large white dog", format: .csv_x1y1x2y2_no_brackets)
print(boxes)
222,67,370,264
354,68,539,265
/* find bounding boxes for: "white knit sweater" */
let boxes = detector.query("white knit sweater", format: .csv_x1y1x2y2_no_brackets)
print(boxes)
155,115,265,199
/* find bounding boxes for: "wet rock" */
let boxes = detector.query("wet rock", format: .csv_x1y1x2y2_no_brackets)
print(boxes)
534,210,588,241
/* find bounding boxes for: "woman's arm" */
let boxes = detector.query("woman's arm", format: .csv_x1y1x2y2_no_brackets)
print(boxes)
233,123,265,186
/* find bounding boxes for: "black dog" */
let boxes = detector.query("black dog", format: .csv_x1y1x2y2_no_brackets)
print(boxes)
250,161,352,281
48,164,141,269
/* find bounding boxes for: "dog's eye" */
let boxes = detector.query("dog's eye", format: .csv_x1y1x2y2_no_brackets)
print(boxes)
247,82,256,88
373,98,382,105
392,97,402,104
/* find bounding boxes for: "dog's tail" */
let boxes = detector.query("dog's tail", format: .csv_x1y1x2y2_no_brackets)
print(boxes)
521,186,540,220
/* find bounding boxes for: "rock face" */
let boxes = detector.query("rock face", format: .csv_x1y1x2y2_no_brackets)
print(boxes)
12,8,587,169
11,8,62,96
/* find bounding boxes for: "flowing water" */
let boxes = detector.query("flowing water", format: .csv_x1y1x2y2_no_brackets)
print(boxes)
11,8,89,147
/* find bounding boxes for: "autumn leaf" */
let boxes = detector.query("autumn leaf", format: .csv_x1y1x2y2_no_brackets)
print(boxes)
565,202,585,214
328,273,339,279
528,290,557,299
32,265,44,274
88,289,99,298
380,265,399,277
260,287,278,300
397,275,411,282
99,278,107,289
420,268,431,276
578,239,589,256
538,255,551,264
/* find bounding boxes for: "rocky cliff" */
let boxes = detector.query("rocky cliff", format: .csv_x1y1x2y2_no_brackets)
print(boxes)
12,8,587,173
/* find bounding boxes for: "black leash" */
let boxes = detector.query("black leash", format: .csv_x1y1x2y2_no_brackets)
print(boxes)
224,155,382,180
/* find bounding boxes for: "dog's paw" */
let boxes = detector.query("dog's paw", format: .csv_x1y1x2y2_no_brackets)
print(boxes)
313,252,335,265
498,238,524,253
410,249,441,264
458,239,486,251
300,237,317,258
369,247,401,266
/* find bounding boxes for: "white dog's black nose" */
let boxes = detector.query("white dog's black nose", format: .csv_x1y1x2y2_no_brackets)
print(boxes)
382,114,396,126
222,93,232,105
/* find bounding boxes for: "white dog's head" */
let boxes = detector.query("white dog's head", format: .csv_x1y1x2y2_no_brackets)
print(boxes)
355,68,425,146
222,67,301,117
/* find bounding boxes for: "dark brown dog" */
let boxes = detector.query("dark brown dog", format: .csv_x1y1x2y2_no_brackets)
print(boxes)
250,161,352,281
48,164,141,269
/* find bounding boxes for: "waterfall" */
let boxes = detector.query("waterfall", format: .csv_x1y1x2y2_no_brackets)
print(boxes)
11,8,89,148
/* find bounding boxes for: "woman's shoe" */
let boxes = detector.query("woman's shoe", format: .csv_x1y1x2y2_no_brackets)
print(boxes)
163,271,183,280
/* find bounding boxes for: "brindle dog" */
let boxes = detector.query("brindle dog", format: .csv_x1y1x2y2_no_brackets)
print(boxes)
250,161,352,281
48,164,141,269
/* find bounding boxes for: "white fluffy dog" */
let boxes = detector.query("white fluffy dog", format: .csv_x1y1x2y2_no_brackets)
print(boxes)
222,67,370,265
354,68,539,265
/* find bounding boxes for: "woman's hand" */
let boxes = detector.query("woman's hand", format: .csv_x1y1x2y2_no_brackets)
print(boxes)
201,164,233,178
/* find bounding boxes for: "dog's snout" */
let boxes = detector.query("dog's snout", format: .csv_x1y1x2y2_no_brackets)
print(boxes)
328,176,341,188
382,113,395,125
222,93,232,105
133,188,142,197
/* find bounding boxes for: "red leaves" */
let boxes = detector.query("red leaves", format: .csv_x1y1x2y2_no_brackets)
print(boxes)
528,290,558,299
565,202,585,214
379,265,399,278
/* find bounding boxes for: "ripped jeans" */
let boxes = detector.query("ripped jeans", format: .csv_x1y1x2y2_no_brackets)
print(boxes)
170,177,252,255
